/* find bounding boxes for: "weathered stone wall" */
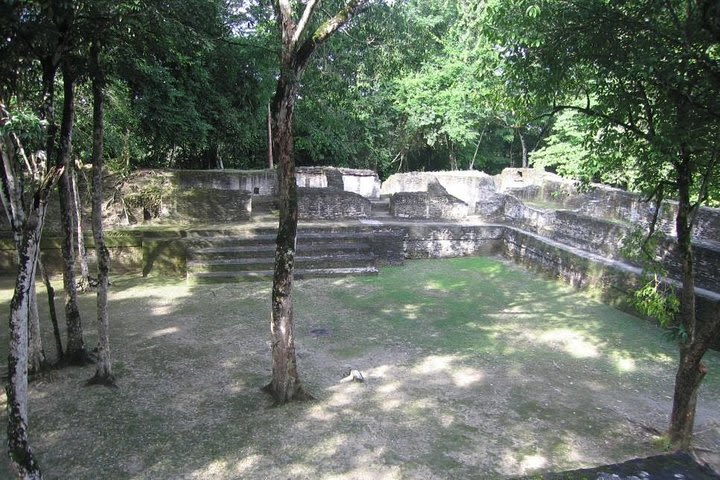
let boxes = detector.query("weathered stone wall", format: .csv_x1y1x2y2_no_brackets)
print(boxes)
298,188,371,219
174,189,252,223
403,224,505,258
296,167,327,189
176,169,276,195
499,168,720,244
502,226,720,349
390,192,470,220
381,170,496,213
366,228,406,266
296,167,381,198
389,179,470,220
0,231,146,276
339,168,381,199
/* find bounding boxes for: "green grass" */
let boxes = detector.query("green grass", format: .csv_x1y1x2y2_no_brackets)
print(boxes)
0,257,718,479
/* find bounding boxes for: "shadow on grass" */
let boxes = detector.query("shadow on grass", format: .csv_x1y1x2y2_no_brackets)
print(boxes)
0,257,718,478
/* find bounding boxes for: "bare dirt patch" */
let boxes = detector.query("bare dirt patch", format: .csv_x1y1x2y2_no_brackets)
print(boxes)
0,257,718,479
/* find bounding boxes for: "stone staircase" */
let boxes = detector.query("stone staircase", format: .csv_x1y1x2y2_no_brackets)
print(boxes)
370,196,391,218
186,227,379,284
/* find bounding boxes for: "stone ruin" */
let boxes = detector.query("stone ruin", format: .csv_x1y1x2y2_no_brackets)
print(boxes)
0,166,717,349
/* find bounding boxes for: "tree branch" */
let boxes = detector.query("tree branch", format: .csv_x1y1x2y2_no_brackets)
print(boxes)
292,0,321,47
295,0,370,69
274,0,296,49
547,103,652,141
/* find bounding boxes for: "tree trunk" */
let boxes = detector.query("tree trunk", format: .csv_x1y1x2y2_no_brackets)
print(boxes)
268,103,274,169
668,148,705,449
71,167,90,291
87,40,115,386
447,135,458,170
519,128,528,168
39,58,64,363
263,0,369,404
264,76,310,403
38,256,63,362
27,278,47,374
670,344,707,449
1,102,47,374
56,63,89,366
6,169,61,480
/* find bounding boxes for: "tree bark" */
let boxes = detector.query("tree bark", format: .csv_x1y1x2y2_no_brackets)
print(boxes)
87,39,115,387
264,75,310,403
263,0,368,404
27,278,47,374
71,167,90,291
668,147,706,450
1,103,47,374
38,256,63,362
56,63,89,366
6,168,61,480
519,128,529,168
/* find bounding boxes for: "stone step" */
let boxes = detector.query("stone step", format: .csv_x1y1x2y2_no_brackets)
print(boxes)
187,266,379,284
188,242,372,260
187,230,376,246
187,253,376,272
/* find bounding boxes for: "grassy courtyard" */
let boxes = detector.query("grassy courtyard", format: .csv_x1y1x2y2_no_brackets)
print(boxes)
0,257,718,479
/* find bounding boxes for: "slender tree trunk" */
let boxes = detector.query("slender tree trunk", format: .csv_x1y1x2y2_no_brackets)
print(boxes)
447,135,458,170
71,167,90,291
268,103,274,169
38,256,63,362
56,63,89,365
6,169,61,480
39,59,64,362
264,76,310,403
41,57,58,168
1,102,47,374
519,129,528,168
668,149,706,450
27,278,47,374
264,0,369,404
87,40,115,386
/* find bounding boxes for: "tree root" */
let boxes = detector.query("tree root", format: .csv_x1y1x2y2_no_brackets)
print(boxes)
262,382,314,405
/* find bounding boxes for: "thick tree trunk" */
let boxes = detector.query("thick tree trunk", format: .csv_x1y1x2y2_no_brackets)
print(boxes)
6,169,60,480
87,40,115,386
264,76,310,403
668,149,706,450
56,64,89,365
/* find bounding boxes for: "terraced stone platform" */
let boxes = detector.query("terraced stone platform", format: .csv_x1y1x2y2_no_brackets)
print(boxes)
185,227,380,284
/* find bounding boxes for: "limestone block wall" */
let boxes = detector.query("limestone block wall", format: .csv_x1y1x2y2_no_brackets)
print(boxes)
500,169,720,244
296,167,381,198
381,171,496,213
176,169,276,195
340,168,381,199
174,189,252,223
402,224,505,259
502,226,720,349
390,192,469,220
296,167,328,189
298,188,371,219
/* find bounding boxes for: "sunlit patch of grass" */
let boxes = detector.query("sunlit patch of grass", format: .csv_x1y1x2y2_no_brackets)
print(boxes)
0,257,718,478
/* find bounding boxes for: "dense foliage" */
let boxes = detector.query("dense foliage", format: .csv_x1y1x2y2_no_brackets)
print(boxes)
1,0,555,178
